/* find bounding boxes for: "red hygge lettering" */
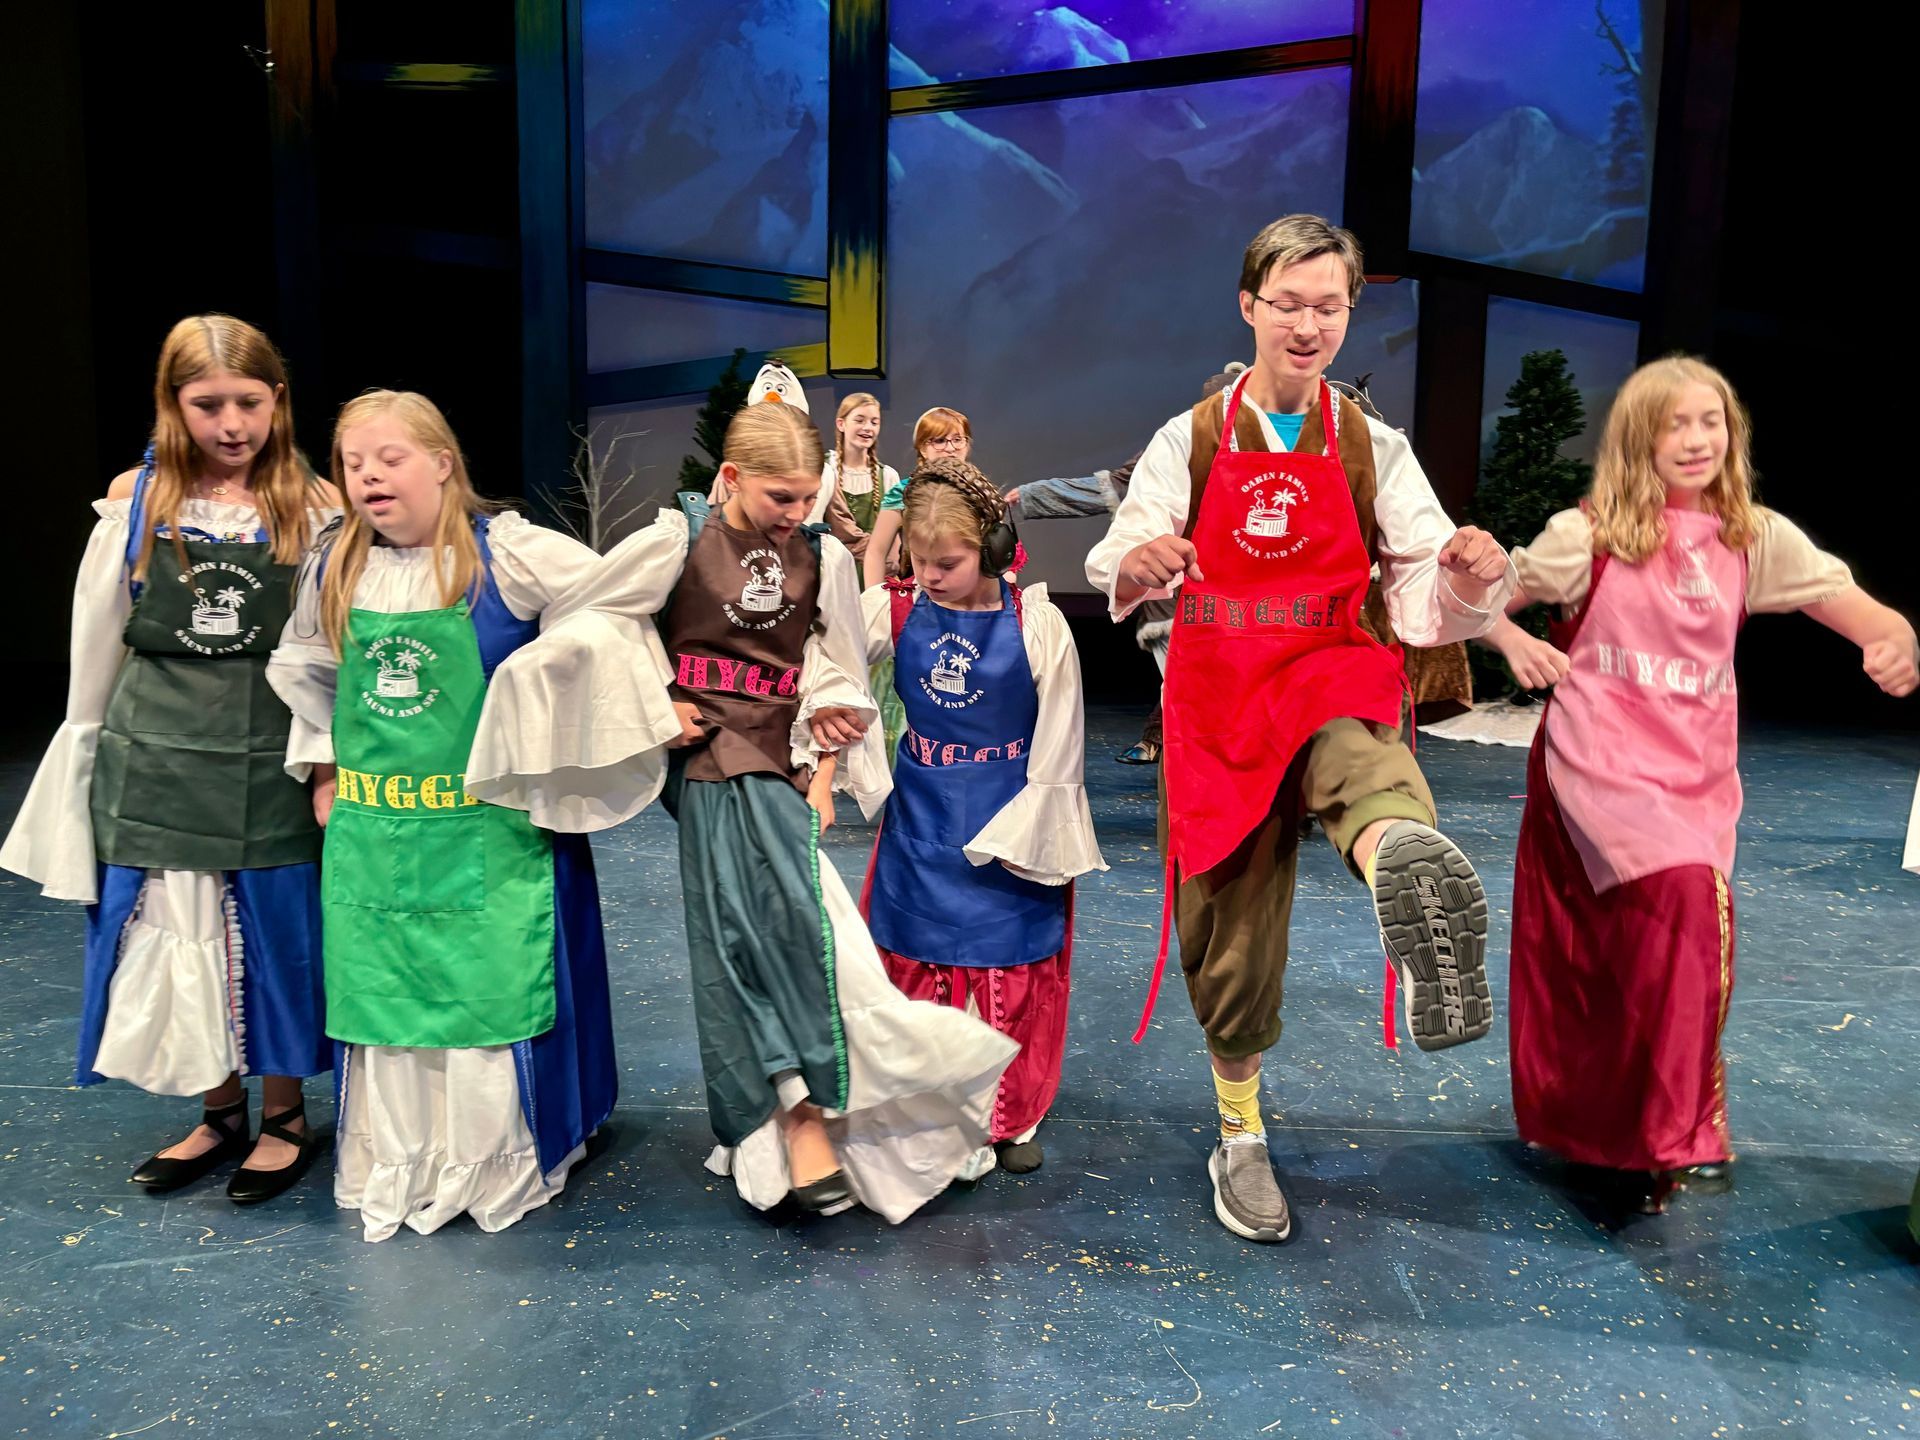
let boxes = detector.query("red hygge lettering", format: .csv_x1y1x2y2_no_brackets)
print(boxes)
674,652,800,698
902,725,1028,766
1179,592,1346,629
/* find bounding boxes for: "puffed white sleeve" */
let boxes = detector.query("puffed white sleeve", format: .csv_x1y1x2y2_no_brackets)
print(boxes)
1371,420,1516,645
0,501,137,903
860,584,896,666
481,510,606,622
264,545,340,783
464,510,694,831
960,587,1107,885
791,537,891,819
1083,411,1193,622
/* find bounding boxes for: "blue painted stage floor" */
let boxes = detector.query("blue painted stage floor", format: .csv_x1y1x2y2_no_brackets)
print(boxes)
1,711,1915,1438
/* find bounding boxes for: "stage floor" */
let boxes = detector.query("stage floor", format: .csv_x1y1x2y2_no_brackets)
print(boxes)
2,711,1915,1438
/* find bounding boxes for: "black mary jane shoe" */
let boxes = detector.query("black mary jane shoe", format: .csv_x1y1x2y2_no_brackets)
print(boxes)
130,1097,251,1192
1115,740,1160,766
227,1102,320,1205
792,1169,853,1213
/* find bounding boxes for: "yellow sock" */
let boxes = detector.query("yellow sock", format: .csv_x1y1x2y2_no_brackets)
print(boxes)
1213,1070,1264,1140
1363,849,1379,888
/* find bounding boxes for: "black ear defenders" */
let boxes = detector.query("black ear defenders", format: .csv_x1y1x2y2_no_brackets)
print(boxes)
914,458,1020,577
979,510,1019,577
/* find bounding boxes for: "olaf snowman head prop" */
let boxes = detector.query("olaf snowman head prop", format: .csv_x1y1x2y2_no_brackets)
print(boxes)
747,362,810,414
708,360,820,508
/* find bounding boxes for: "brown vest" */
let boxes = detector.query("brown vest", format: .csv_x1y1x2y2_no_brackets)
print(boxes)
658,516,822,789
1183,388,1380,563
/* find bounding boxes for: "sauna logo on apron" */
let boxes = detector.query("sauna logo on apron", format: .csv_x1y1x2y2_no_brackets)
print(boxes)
174,560,266,654
1665,540,1723,614
360,635,444,719
920,633,984,709
725,548,796,630
1233,468,1313,560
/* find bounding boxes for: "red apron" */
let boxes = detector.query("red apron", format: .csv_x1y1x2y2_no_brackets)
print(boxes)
1135,375,1406,1039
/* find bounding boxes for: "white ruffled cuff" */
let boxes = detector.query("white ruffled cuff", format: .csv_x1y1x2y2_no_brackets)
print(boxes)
465,610,688,833
790,649,891,820
962,782,1108,886
0,721,103,903
284,713,335,784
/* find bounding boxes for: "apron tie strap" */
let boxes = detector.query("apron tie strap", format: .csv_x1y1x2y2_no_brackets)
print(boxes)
1132,854,1177,1043
1382,953,1399,1050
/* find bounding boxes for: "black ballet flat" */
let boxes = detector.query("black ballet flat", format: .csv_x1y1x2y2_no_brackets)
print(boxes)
792,1169,853,1213
227,1102,320,1205
130,1097,250,1192
995,1139,1044,1174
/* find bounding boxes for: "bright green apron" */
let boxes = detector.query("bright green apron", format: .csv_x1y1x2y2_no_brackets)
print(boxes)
322,599,555,1047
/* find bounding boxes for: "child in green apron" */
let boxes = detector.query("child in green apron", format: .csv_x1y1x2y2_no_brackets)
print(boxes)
467,402,1016,1224
268,390,617,1242
1,314,335,1204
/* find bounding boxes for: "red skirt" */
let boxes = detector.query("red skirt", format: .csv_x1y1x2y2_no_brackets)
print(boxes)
878,946,1071,1143
1510,727,1735,1172
861,853,1072,1143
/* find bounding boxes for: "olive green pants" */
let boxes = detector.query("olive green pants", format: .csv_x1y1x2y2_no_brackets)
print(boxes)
1157,717,1434,1059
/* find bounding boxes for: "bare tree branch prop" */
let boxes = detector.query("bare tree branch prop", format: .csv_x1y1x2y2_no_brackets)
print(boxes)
555,422,649,553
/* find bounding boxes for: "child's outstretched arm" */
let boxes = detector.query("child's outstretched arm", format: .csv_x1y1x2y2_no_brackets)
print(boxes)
1804,587,1919,696
1746,511,1918,698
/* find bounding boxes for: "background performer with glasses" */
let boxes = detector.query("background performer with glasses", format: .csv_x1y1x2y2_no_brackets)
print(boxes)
1085,214,1515,1244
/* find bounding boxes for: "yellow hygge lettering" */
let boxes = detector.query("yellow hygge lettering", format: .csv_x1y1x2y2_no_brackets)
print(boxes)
339,767,477,808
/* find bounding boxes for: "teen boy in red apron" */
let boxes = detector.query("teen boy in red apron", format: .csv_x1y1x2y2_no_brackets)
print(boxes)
1086,215,1515,1243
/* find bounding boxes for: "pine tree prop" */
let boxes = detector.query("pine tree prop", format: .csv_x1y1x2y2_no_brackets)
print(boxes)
676,348,752,497
1468,348,1593,699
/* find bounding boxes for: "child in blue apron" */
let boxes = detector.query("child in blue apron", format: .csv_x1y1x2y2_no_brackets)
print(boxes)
861,459,1105,1177
466,402,1016,1224
2,314,334,1204
267,389,616,1241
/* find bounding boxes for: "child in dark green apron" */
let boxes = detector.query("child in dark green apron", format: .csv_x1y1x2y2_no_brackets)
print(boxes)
269,389,616,1242
1,314,334,1204
467,401,1016,1224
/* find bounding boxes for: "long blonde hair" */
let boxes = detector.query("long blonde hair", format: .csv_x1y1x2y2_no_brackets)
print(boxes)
137,314,315,580
318,390,492,654
831,392,884,493
706,402,826,504
1588,356,1760,563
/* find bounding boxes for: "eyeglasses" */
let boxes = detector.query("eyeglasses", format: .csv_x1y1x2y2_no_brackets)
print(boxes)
926,435,969,451
1254,295,1354,328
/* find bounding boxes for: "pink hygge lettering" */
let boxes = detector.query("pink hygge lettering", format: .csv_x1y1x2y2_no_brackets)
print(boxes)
1179,592,1345,629
903,725,1028,767
674,652,800,698
1591,642,1735,698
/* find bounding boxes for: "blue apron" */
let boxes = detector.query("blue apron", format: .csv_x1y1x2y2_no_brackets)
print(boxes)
867,581,1065,968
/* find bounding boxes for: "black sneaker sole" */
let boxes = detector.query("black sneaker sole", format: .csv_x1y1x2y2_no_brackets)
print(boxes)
1372,823,1493,1051
1207,1147,1292,1243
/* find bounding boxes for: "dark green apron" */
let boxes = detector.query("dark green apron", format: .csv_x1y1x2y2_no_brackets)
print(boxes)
91,533,319,872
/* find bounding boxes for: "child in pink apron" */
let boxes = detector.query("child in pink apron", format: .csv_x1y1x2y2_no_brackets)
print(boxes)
1486,356,1917,1210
